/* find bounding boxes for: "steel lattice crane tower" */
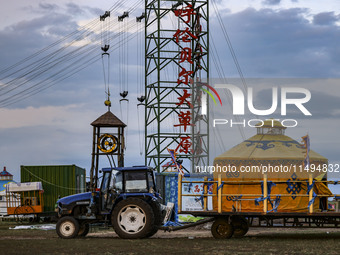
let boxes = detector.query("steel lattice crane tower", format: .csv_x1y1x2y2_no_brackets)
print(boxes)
145,0,209,172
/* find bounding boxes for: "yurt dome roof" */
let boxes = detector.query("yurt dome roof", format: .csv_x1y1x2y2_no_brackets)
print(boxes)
214,121,327,163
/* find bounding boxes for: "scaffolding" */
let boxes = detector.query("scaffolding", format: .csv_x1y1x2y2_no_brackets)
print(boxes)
145,0,209,172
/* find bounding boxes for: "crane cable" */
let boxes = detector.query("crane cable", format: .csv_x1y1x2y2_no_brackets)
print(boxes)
136,13,145,156
0,15,140,107
100,10,111,108
0,0,143,107
117,11,130,150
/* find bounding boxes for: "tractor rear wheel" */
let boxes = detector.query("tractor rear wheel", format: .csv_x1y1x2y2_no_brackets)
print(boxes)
112,198,155,239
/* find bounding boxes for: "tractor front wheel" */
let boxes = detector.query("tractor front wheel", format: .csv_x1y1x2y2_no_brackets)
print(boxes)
56,216,80,239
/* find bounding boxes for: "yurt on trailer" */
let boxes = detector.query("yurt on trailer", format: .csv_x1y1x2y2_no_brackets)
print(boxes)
212,120,332,213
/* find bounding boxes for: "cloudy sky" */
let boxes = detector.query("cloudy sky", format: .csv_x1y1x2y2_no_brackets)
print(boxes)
0,0,339,194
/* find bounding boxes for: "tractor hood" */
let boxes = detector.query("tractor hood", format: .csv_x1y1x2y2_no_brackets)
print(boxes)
57,192,93,205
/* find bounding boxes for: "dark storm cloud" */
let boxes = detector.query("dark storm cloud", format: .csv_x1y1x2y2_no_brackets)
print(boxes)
0,2,100,60
262,0,281,6
66,3,85,15
210,8,340,77
249,86,340,119
0,2,105,109
39,3,59,11
313,12,339,26
0,13,76,67
84,6,104,16
0,14,80,109
0,2,85,64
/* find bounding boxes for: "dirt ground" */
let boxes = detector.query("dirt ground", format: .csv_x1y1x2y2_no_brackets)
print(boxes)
0,221,339,255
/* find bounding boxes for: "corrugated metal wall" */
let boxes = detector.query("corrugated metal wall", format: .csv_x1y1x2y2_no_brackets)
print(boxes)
20,165,86,212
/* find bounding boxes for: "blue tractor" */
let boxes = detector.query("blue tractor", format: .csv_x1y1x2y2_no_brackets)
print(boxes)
55,166,164,239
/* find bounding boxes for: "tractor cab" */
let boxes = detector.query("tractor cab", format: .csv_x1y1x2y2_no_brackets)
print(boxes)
99,166,158,212
101,166,156,193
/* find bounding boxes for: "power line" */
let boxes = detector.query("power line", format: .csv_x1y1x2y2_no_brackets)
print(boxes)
0,0,143,107
211,0,249,93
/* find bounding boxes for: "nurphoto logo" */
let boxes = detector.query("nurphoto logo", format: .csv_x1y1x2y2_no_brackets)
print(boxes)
201,82,312,128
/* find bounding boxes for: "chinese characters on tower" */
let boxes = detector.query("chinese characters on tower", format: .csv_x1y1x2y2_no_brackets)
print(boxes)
173,4,198,155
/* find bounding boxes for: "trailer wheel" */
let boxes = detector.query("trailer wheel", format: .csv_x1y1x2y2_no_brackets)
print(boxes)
232,216,249,237
56,216,80,239
78,223,90,237
112,198,155,239
211,218,234,239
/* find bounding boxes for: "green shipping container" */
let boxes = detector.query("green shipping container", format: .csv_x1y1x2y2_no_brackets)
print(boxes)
20,165,86,213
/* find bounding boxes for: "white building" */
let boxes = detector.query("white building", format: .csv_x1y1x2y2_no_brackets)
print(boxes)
0,167,15,216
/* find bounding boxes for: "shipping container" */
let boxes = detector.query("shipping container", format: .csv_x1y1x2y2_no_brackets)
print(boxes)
20,165,86,212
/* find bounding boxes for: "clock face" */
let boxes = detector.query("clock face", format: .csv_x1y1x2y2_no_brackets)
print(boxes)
97,133,118,153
